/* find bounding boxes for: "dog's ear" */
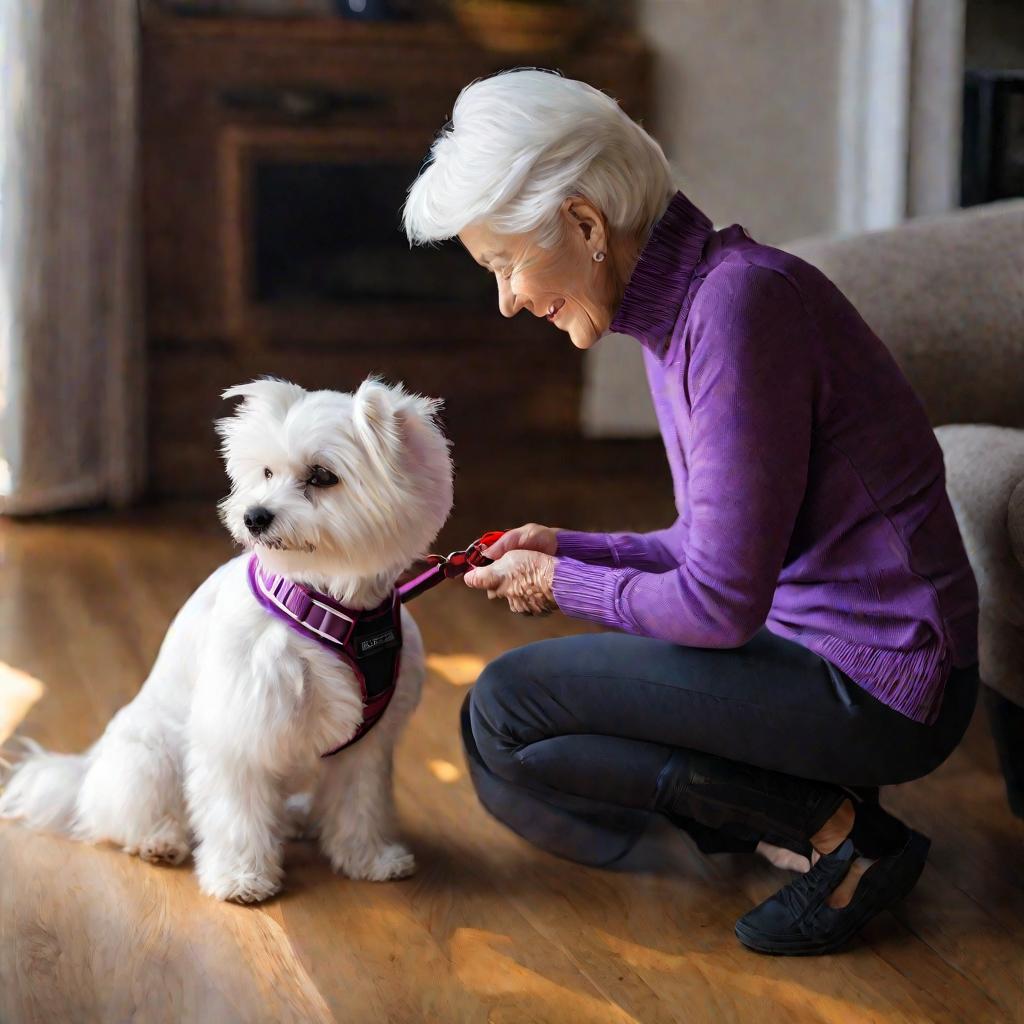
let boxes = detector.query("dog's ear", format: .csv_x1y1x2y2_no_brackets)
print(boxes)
215,378,307,445
221,378,307,417
354,377,448,463
395,390,445,429
353,377,404,457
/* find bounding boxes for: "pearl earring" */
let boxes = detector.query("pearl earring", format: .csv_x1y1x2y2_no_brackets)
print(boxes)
593,251,606,263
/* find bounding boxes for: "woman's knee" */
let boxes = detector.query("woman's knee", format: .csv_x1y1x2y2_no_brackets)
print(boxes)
468,649,541,783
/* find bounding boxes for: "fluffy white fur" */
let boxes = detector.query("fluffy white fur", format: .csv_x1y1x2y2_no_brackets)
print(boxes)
402,69,675,248
0,377,453,903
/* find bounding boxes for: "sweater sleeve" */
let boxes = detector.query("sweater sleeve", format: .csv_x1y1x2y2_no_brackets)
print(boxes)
554,523,683,572
552,264,813,647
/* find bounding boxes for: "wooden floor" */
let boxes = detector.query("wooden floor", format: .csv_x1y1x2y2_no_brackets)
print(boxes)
1,441,1022,1024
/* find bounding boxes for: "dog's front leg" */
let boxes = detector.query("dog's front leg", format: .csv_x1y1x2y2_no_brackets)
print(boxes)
186,742,286,903
313,733,415,882
184,631,308,903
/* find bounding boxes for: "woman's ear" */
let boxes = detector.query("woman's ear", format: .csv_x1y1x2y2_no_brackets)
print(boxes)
560,196,609,258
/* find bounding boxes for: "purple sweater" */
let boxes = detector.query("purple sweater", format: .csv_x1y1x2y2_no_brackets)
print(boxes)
553,191,978,725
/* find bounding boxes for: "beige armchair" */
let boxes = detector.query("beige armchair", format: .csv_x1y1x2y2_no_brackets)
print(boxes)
789,199,1024,816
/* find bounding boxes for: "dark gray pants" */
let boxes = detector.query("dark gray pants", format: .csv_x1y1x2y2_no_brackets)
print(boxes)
462,629,979,865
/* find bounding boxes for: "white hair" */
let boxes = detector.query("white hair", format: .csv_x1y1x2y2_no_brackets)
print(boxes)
403,69,675,248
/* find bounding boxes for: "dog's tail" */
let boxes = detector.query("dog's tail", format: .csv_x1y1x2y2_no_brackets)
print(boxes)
0,736,87,834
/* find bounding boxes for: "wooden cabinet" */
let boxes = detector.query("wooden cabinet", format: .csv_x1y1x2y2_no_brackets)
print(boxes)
141,12,650,496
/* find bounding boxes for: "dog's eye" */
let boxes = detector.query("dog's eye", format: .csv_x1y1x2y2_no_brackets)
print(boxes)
307,465,338,488
264,467,273,480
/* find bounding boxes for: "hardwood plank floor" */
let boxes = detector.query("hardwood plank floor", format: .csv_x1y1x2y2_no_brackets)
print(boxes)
1,442,1022,1024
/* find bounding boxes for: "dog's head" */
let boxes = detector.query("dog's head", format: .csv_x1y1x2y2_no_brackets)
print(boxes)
216,377,453,581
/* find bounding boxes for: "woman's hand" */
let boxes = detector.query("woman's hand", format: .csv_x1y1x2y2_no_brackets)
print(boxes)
464,549,558,616
482,523,560,559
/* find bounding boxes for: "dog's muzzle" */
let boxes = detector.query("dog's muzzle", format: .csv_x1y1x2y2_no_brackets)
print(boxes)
244,505,275,536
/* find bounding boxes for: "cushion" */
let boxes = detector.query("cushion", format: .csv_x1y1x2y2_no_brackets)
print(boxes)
936,424,1024,705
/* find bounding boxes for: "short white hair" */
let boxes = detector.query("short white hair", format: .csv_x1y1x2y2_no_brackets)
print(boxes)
403,69,674,247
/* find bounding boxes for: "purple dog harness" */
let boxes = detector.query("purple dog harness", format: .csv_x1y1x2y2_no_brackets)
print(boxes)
246,531,503,756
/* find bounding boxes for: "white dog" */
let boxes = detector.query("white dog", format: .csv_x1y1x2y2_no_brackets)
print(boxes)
0,377,453,903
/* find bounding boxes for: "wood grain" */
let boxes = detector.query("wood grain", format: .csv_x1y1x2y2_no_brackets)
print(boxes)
1,446,1022,1024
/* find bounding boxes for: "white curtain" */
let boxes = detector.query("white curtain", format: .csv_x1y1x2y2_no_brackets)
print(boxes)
0,0,144,514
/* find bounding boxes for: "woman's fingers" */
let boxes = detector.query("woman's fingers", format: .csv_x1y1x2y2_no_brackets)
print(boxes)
464,564,500,590
465,551,558,617
482,529,523,559
482,523,558,558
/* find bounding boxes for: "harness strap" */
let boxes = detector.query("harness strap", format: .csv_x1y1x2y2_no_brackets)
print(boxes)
247,556,401,756
246,530,503,756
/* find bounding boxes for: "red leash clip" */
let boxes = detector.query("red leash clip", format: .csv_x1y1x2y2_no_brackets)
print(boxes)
397,530,506,603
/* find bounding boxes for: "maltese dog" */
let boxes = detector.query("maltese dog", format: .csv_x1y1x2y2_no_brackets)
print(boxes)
0,377,453,903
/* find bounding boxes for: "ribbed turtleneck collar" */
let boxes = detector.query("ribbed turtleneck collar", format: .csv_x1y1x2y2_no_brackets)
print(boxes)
608,190,714,352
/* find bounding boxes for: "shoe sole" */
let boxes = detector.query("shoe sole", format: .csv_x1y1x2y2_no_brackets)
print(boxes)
734,831,931,956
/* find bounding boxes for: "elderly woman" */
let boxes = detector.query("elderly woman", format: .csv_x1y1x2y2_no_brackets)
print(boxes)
402,70,979,955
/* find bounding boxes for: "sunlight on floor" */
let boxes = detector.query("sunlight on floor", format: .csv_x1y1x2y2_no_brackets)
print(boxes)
0,661,45,745
428,759,461,783
450,927,643,1024
595,928,917,1023
426,653,485,686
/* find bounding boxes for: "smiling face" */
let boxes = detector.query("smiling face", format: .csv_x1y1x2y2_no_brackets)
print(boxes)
458,197,634,351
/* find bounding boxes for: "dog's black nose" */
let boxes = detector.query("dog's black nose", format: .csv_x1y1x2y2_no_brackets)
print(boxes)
244,506,275,535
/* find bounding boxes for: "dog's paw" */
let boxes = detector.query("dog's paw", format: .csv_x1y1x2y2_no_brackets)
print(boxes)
371,844,417,881
196,850,283,904
330,842,416,882
134,817,191,866
201,869,282,904
138,836,190,866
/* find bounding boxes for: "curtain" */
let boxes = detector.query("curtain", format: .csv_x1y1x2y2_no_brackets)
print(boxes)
0,0,144,514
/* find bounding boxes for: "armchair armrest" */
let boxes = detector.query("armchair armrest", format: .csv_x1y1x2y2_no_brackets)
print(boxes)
1009,478,1024,571
936,424,1024,707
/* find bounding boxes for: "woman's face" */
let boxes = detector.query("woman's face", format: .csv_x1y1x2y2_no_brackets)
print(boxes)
458,199,621,350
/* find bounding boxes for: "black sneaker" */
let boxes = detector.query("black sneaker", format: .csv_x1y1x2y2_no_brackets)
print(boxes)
734,829,931,955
